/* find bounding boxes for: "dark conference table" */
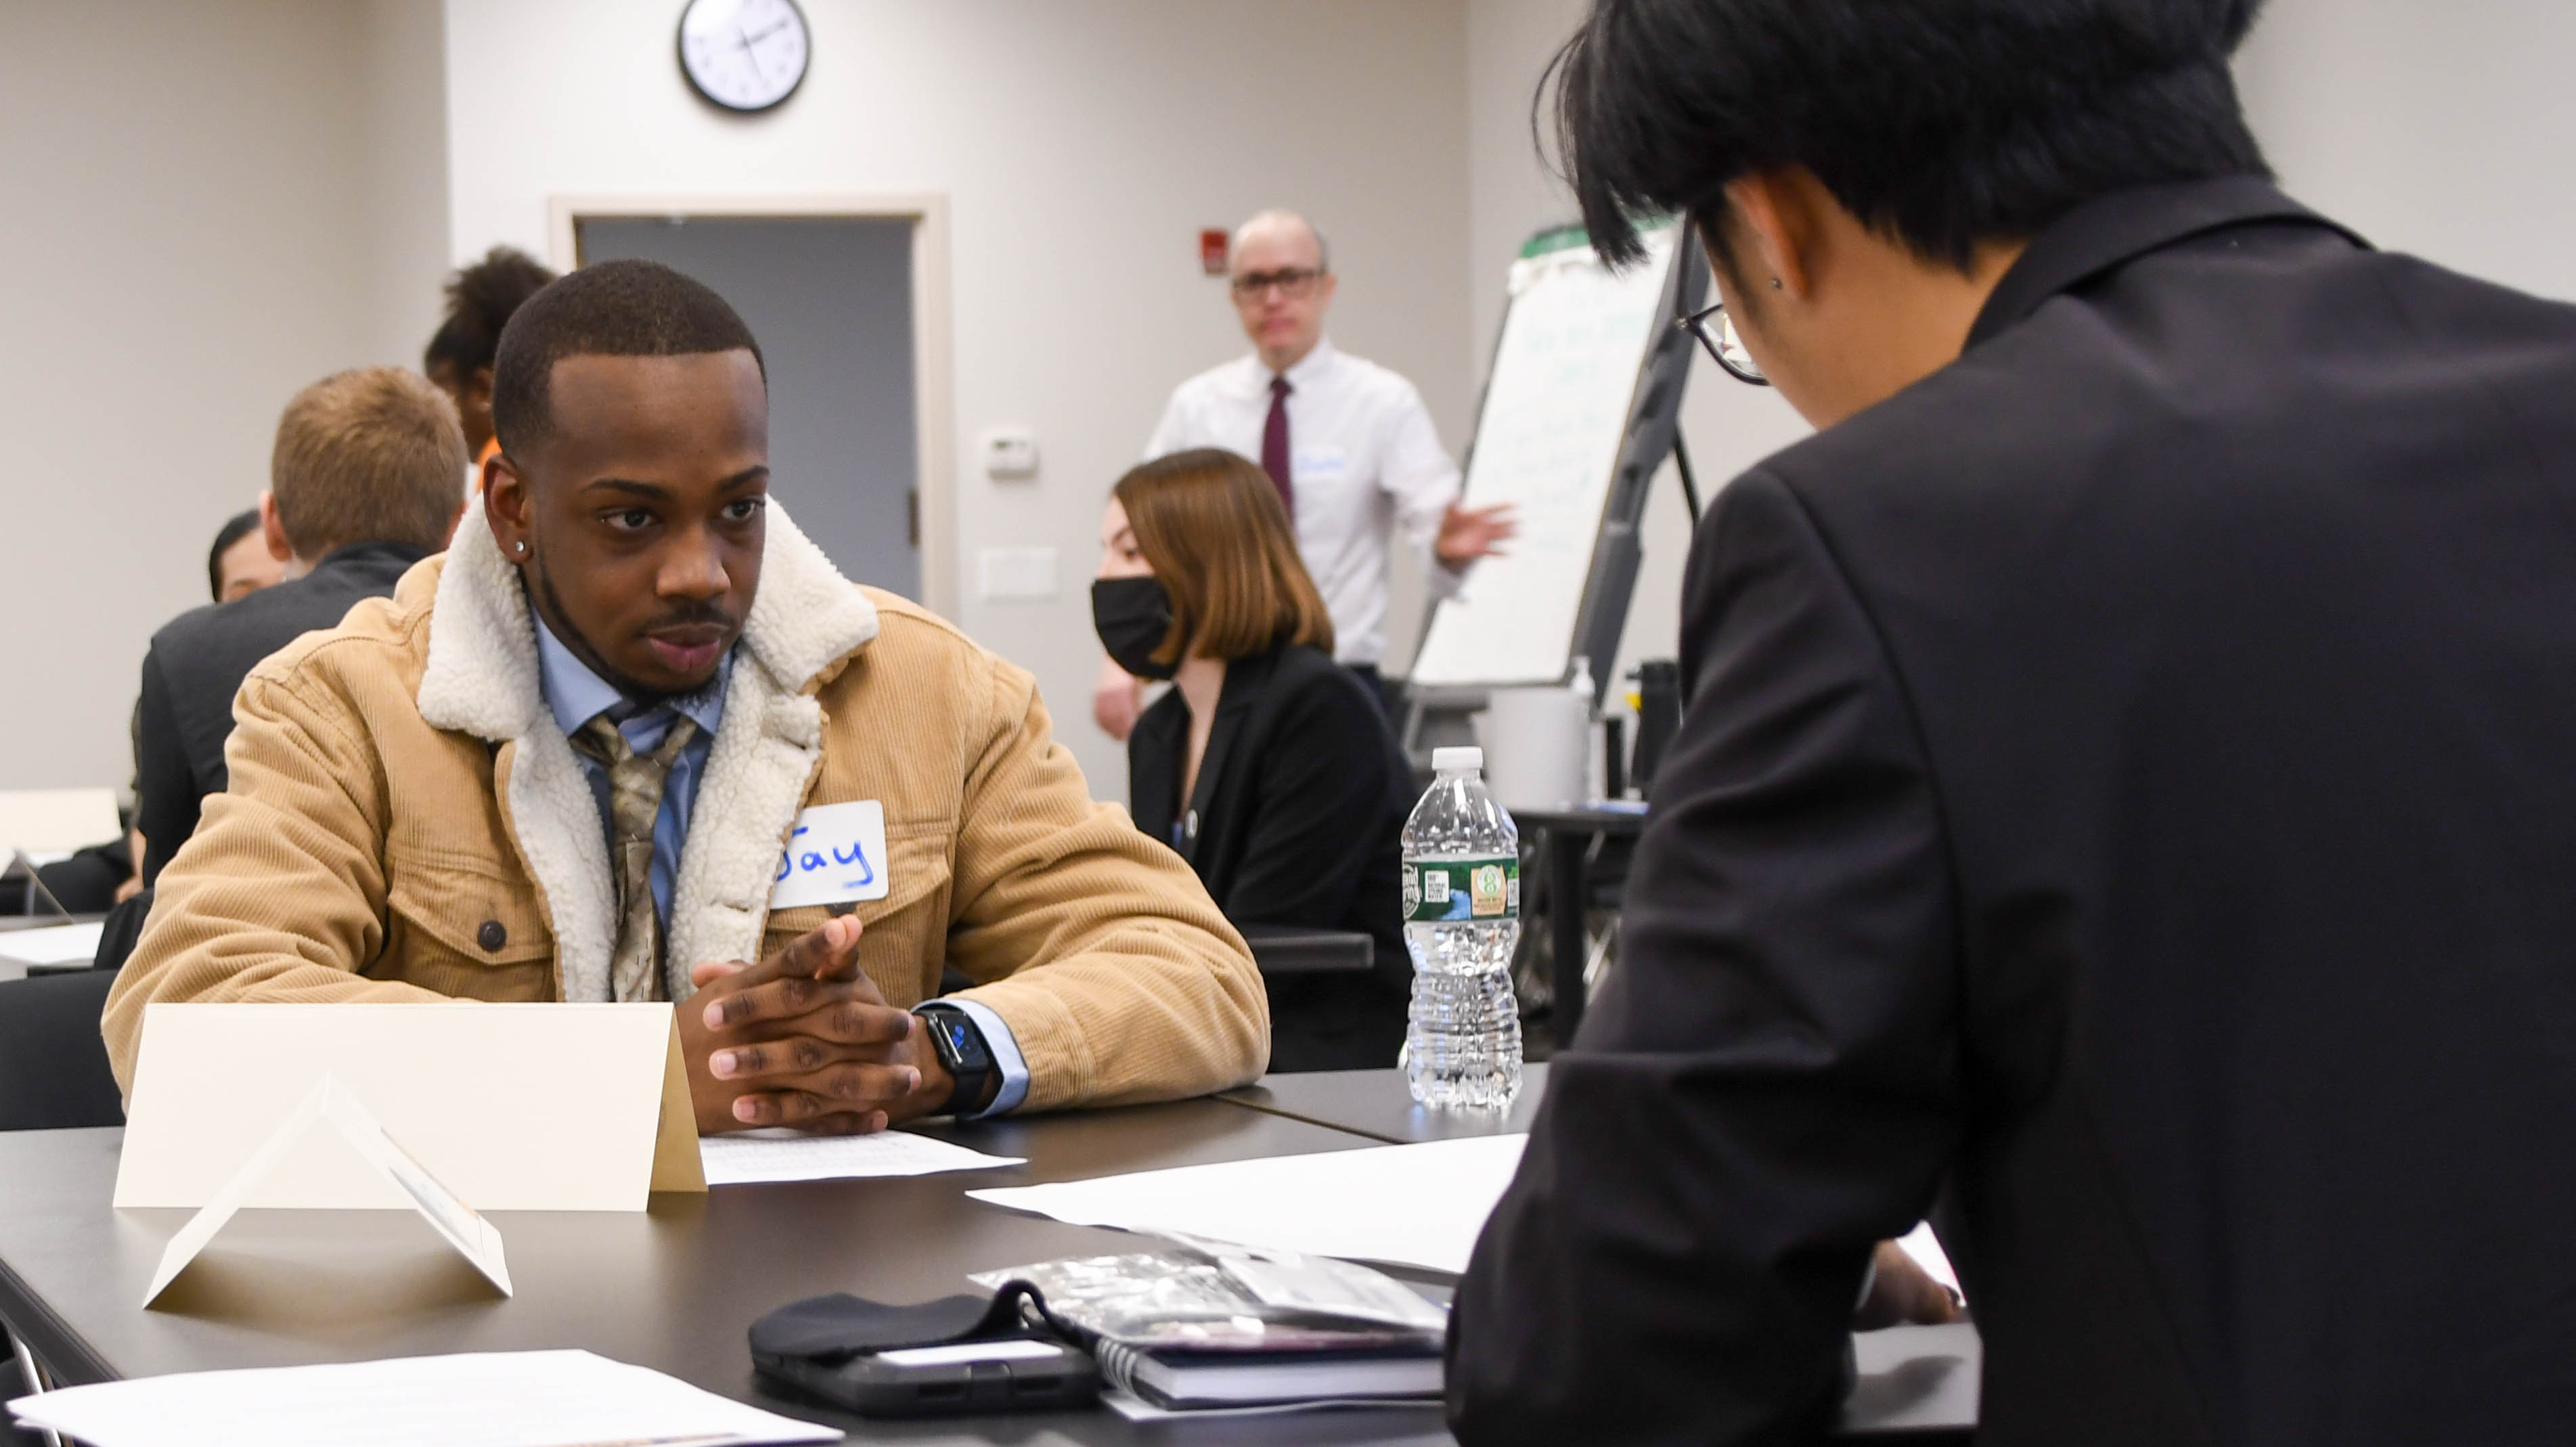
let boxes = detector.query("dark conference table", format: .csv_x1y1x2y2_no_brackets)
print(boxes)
0,1071,1977,1443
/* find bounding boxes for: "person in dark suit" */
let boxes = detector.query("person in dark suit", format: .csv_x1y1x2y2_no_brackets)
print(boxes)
134,367,467,885
1096,447,1415,1071
1449,3,2576,1445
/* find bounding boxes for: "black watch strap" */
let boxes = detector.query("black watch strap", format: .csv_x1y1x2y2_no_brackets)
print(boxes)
916,1004,998,1117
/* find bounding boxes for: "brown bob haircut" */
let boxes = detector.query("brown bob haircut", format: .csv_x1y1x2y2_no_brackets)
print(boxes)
271,366,468,558
1112,447,1333,667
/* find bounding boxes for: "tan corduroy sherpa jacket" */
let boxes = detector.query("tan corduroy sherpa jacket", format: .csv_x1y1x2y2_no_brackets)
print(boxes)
102,504,1270,1109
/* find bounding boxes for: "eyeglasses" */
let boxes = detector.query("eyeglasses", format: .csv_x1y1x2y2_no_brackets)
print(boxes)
1676,300,1769,386
1230,267,1325,300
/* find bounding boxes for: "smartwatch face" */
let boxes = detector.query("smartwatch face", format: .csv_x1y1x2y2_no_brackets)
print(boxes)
931,1011,992,1071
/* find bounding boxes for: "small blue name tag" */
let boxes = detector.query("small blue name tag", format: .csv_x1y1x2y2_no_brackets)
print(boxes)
769,800,893,910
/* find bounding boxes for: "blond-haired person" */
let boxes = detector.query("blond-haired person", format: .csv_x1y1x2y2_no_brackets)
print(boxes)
1096,447,1414,1071
133,366,470,884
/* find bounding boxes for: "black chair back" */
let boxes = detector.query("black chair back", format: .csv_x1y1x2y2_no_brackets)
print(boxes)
0,969,123,1131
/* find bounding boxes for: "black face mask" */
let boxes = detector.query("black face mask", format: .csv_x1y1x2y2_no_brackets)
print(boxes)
1092,576,1180,680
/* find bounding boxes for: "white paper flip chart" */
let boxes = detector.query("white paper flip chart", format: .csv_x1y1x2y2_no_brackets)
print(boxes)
1411,225,1680,687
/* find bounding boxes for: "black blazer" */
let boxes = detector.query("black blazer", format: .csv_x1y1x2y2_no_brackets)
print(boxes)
1129,644,1413,1071
1450,178,2576,1446
135,541,426,883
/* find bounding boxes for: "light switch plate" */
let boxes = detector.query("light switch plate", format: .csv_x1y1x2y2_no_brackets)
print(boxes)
977,547,1058,600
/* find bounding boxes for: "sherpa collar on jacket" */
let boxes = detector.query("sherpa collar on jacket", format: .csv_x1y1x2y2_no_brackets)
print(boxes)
416,503,879,1002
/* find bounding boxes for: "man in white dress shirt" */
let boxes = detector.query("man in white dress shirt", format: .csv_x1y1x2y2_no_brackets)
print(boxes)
1096,210,1514,738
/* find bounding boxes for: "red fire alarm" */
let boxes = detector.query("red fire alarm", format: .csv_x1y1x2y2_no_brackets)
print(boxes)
1199,228,1230,276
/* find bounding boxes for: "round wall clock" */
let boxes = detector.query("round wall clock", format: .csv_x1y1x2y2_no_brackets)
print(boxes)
678,0,810,114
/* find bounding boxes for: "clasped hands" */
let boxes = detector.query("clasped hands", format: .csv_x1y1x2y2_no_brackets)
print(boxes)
676,914,956,1136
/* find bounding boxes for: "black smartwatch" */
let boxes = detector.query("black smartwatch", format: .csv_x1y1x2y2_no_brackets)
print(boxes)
914,1004,999,1117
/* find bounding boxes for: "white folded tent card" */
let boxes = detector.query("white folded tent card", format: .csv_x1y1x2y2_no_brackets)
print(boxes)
0,787,120,854
116,1002,705,1211
142,1075,514,1308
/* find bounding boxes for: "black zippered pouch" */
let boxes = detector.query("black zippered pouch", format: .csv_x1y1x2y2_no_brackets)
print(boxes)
749,1281,1098,1419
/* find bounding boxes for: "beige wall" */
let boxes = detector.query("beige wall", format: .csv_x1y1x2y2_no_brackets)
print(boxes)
0,0,447,793
442,0,1472,799
2238,0,2576,303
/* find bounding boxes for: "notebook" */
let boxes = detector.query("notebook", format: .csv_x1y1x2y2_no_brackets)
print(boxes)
1089,1337,1440,1410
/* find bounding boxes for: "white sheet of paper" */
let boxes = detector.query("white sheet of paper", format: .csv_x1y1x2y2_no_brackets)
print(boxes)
117,1002,700,1211
768,800,891,910
698,1128,1023,1185
0,920,104,965
5,1349,841,1447
144,1075,510,1307
967,1135,1529,1275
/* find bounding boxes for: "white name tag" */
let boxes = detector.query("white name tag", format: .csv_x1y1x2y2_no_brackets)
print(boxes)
1293,445,1348,479
770,801,892,910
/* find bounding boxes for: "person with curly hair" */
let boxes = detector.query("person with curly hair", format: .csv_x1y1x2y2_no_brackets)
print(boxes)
424,245,557,473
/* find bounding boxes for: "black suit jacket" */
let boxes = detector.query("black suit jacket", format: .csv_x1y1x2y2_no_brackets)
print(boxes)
1129,644,1414,1071
1450,178,2576,1446
135,541,426,883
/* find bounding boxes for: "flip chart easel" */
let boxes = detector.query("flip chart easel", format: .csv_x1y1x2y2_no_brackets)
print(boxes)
1403,221,1704,761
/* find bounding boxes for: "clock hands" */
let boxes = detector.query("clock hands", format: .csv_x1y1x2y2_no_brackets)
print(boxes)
730,16,793,84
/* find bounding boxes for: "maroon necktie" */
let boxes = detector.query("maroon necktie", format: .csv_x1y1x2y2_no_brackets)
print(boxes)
1260,375,1295,524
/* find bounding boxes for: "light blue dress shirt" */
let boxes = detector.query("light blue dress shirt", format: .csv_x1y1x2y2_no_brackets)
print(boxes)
532,617,1026,1117
534,617,723,932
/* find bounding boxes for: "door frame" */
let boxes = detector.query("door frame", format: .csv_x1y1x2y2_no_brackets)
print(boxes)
546,192,957,618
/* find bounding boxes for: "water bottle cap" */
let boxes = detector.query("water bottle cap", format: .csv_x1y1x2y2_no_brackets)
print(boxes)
1431,747,1483,774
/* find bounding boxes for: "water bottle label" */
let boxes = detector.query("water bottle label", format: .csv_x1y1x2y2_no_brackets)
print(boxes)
1403,856,1519,923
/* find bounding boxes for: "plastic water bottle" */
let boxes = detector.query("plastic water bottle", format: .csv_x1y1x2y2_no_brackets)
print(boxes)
1402,747,1523,1109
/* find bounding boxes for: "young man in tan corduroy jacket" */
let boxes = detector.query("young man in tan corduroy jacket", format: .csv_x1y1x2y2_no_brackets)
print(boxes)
104,260,1269,1134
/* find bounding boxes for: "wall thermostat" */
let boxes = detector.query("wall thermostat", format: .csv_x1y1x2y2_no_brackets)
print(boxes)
980,428,1040,481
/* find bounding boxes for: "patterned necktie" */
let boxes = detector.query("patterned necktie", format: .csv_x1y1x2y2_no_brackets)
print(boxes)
1261,374,1295,524
571,711,698,1002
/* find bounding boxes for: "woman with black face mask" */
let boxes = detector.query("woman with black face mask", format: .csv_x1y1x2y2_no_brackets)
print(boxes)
1094,448,1415,1071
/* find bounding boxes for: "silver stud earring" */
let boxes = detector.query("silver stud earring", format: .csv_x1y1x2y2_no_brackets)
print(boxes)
1769,277,1783,290
514,541,527,555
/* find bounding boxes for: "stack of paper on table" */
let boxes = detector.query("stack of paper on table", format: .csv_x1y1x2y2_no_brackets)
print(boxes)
968,1134,1530,1274
4,1350,839,1447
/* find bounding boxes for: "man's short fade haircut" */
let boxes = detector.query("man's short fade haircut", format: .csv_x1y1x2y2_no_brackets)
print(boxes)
1549,0,2273,270
489,259,766,458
